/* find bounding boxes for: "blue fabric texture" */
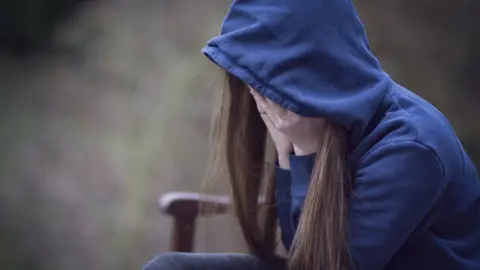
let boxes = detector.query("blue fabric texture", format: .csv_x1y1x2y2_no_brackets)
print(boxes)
203,0,480,269
143,253,283,270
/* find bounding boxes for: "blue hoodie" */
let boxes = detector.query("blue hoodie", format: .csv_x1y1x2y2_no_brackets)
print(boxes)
202,0,480,269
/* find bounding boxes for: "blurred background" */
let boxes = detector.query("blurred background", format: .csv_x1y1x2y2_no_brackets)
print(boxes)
0,0,478,269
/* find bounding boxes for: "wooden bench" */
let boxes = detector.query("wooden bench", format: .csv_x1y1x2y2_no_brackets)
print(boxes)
158,192,231,252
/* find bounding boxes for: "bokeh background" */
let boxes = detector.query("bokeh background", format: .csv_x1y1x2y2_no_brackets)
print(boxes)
0,0,478,269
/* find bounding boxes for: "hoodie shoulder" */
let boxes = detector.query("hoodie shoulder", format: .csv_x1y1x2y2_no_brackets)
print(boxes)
386,84,466,173
362,83,480,210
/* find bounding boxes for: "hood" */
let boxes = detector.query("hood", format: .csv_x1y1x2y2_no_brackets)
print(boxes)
202,0,392,141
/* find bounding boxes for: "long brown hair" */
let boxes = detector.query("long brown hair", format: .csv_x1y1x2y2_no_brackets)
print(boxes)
207,72,352,270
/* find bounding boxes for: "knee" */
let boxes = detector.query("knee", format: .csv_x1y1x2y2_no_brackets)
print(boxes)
143,252,188,270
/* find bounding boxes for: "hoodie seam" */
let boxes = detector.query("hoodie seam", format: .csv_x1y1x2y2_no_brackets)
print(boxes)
390,89,420,141
360,87,447,194
363,88,445,177
361,85,420,147
363,139,446,180
390,90,447,178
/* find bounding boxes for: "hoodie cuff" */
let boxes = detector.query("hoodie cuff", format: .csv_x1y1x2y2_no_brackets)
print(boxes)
289,153,316,194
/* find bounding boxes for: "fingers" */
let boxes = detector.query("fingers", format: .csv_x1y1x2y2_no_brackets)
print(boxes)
249,89,284,129
249,90,277,132
249,88,302,131
266,98,287,117
250,90,269,117
249,88,266,106
260,111,276,131
250,90,278,129
251,89,281,116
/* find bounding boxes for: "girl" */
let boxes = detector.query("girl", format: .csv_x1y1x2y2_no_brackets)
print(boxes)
144,0,480,269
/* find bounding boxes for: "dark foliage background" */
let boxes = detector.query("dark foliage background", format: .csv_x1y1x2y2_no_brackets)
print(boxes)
0,0,88,53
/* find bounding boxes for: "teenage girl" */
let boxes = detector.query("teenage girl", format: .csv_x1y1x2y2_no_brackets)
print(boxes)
144,0,480,269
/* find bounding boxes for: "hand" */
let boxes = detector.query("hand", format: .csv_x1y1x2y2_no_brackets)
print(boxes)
250,89,325,156
250,89,292,169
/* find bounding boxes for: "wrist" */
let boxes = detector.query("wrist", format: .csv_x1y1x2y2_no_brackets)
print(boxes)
277,151,290,169
293,144,318,156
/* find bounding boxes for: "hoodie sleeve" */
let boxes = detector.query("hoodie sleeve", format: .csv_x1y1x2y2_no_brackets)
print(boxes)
275,165,294,249
287,141,446,269
288,154,317,227
347,141,445,270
